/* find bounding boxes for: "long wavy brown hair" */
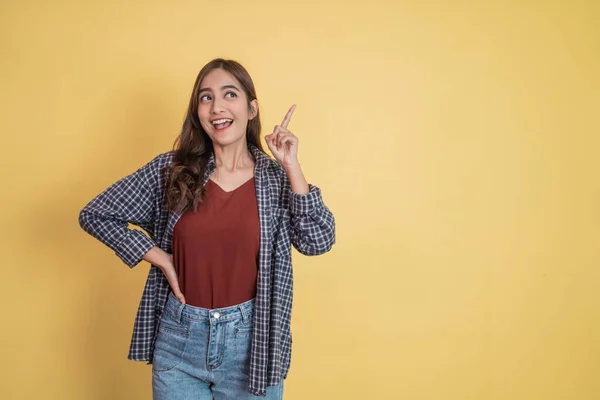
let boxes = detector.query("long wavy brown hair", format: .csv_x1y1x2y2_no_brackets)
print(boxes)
163,58,263,214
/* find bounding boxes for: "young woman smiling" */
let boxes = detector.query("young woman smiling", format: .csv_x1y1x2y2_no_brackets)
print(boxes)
79,58,335,399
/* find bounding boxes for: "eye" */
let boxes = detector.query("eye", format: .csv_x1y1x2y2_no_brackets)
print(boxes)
225,91,237,98
200,94,212,102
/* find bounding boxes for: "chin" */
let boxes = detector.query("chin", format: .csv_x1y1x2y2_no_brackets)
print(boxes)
208,131,246,147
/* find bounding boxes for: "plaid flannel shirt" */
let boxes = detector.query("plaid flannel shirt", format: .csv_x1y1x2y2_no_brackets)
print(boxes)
78,144,335,396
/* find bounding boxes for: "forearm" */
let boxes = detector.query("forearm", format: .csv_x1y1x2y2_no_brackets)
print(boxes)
284,163,309,195
142,246,173,269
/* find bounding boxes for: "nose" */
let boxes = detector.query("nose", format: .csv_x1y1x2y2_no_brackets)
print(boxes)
211,96,225,114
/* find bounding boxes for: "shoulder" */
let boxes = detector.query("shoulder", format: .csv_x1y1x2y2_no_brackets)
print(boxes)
138,151,175,175
126,151,175,187
148,151,175,167
250,144,283,177
263,157,285,177
262,157,291,187
249,145,291,198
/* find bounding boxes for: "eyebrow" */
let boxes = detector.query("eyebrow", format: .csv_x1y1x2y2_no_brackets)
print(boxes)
198,84,241,94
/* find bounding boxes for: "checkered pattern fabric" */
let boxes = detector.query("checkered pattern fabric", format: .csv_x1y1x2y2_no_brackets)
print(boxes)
79,144,335,396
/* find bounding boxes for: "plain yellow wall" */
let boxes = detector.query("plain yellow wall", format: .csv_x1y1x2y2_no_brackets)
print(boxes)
1,0,599,399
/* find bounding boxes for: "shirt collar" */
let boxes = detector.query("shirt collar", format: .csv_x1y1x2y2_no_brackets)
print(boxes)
248,142,271,171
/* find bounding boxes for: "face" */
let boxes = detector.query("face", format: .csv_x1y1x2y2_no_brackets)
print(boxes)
197,68,258,147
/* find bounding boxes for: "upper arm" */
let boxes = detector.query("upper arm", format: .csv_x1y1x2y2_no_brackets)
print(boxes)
78,153,169,267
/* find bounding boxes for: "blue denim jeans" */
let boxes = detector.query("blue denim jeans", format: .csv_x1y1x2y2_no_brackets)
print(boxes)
152,292,285,399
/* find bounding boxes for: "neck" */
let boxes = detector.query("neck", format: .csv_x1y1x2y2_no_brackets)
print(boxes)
212,138,254,172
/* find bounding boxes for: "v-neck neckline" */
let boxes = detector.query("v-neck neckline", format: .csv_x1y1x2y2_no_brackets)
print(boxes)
208,176,255,194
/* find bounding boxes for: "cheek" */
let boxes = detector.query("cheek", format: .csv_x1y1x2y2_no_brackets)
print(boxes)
197,107,210,127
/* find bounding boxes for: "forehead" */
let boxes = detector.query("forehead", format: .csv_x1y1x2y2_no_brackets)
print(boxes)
200,68,240,89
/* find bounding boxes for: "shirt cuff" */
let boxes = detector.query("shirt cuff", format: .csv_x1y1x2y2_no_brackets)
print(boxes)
115,229,156,268
289,184,325,215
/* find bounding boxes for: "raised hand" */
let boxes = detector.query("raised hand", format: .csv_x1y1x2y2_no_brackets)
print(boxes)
265,105,299,168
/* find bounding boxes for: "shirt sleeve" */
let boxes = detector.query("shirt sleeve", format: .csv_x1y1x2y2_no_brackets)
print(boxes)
288,184,336,256
78,155,164,268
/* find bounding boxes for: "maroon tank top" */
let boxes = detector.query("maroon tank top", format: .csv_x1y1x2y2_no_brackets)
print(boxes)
172,177,260,308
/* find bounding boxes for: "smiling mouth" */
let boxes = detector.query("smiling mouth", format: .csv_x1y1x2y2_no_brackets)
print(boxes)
212,118,233,130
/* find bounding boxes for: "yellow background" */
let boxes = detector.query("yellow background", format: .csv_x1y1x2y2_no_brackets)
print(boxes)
2,0,599,399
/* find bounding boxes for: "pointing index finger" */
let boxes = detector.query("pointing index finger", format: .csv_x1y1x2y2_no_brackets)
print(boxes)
281,104,296,129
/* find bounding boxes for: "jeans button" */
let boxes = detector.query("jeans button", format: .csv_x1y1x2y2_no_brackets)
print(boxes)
213,312,220,319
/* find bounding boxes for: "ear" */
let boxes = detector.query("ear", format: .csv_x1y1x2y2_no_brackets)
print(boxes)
248,99,258,120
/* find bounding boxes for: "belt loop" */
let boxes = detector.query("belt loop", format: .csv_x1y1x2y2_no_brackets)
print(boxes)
175,298,185,324
239,303,248,324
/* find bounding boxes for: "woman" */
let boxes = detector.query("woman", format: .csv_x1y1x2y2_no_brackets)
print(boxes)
78,58,335,399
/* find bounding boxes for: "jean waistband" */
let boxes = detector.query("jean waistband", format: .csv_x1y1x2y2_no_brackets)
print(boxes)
164,291,255,323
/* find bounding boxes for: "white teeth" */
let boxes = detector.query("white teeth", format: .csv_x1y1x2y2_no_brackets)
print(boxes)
212,119,232,125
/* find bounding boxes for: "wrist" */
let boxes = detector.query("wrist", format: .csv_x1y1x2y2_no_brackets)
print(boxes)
143,247,173,270
283,161,302,175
